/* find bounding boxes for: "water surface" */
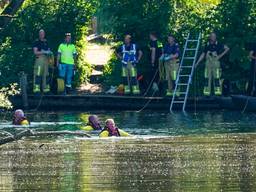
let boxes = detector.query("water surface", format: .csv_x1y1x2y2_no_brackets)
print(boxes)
0,111,256,191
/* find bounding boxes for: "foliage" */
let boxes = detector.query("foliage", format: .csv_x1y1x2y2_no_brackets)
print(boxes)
100,0,256,93
0,0,98,87
99,0,172,44
0,83,19,109
102,52,122,86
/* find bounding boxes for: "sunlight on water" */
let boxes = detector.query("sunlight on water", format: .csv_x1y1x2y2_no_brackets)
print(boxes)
0,111,256,191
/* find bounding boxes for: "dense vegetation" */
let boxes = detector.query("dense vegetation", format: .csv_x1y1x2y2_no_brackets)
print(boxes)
101,0,256,93
0,0,97,87
1,0,256,94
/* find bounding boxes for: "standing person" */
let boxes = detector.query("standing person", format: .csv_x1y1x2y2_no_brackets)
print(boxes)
116,35,143,95
57,33,77,94
33,29,52,94
149,32,163,94
247,43,256,96
159,34,180,96
196,32,229,96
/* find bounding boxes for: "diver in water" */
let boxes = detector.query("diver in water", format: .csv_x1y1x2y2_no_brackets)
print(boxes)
80,115,102,131
12,109,30,126
99,119,130,137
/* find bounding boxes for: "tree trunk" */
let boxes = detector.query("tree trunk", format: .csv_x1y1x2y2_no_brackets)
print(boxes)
0,0,25,29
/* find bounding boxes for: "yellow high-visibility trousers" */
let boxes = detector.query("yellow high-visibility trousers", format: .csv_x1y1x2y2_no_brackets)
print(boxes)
121,62,140,94
33,55,50,93
159,58,179,95
204,54,222,96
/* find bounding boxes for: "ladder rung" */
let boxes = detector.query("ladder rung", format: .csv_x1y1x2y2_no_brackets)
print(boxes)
177,83,188,86
184,57,195,60
185,48,197,51
173,101,184,103
179,92,187,94
179,75,190,77
187,40,198,42
181,66,193,68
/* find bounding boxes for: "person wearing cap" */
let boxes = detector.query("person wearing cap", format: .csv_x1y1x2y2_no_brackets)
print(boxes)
99,119,130,137
57,33,77,94
80,115,103,131
196,32,229,96
116,35,143,95
12,109,29,126
32,29,53,94
159,34,180,96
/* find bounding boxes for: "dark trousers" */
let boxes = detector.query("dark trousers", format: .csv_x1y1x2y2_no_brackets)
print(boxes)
150,65,159,84
247,60,256,96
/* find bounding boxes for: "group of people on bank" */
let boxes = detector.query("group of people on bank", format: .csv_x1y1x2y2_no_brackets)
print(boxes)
12,109,130,138
117,32,230,96
33,30,77,95
32,29,256,97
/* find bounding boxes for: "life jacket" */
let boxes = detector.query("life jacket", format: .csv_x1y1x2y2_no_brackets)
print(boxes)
122,44,137,64
13,117,29,126
101,127,121,137
88,122,102,130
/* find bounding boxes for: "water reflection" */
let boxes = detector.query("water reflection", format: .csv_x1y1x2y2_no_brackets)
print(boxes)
1,111,256,191
0,135,256,191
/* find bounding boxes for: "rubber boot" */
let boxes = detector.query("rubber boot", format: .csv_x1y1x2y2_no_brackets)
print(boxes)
124,85,131,95
132,85,140,95
33,85,41,95
166,90,173,97
215,87,222,96
43,85,51,94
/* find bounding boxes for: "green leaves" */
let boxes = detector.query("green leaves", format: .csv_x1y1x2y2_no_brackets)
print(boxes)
0,0,98,86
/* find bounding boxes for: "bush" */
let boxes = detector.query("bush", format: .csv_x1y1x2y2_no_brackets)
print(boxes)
0,84,19,109
0,0,98,87
99,0,256,94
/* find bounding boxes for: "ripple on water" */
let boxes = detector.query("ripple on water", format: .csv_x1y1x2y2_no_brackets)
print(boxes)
0,134,256,191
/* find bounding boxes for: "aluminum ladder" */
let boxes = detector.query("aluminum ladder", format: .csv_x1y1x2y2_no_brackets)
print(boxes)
170,33,201,112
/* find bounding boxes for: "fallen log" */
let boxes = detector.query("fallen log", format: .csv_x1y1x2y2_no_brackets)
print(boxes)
0,129,31,145
30,130,91,138
0,129,91,146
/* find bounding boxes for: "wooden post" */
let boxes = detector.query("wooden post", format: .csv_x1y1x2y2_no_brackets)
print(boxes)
19,72,28,109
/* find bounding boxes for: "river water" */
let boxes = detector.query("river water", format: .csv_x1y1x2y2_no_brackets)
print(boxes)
0,111,256,191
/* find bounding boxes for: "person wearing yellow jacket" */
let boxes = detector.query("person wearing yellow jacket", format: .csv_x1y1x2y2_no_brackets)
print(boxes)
12,109,30,126
99,119,130,138
80,115,102,131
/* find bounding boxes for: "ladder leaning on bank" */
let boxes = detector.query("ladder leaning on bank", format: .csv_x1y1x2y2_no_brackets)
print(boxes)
170,33,201,112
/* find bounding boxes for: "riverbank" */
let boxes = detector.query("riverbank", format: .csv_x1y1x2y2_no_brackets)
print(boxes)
10,94,222,111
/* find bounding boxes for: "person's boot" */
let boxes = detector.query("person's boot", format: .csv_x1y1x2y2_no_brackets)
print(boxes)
166,90,173,97
215,87,222,96
33,85,41,96
124,85,131,95
132,85,140,95
203,86,210,97
43,85,51,95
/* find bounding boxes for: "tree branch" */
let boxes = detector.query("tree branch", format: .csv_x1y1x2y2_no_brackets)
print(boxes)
0,129,91,146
